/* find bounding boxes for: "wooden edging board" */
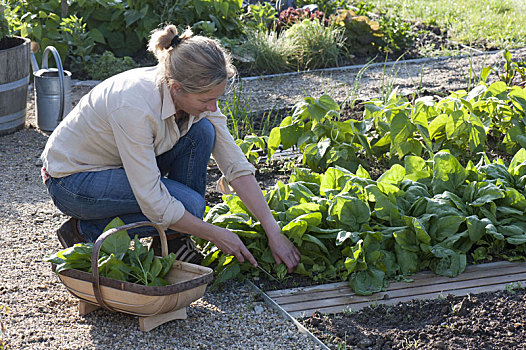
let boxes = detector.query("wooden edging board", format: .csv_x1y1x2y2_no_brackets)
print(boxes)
260,261,526,319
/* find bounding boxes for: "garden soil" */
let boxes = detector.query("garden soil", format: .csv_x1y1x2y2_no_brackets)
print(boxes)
1,47,526,349
302,289,526,349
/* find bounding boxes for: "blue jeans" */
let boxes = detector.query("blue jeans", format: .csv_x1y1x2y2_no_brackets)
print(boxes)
45,118,215,242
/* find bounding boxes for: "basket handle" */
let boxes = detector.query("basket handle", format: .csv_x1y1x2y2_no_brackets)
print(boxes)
90,221,168,311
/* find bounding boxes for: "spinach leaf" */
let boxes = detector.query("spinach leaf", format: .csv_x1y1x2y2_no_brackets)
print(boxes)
100,217,130,260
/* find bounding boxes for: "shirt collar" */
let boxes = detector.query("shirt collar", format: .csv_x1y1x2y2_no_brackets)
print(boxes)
160,81,176,120
154,67,177,120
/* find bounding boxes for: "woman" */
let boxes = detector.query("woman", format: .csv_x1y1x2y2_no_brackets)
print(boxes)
41,24,300,272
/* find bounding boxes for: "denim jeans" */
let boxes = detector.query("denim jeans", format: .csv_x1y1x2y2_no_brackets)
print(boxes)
45,118,215,242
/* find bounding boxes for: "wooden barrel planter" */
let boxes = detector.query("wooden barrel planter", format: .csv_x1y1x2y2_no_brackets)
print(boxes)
0,36,30,135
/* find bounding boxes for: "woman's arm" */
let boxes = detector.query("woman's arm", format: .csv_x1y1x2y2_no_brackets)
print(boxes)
168,211,257,266
205,113,299,271
230,174,300,273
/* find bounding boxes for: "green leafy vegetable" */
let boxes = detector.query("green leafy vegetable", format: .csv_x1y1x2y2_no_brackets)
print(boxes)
203,149,526,295
44,218,177,286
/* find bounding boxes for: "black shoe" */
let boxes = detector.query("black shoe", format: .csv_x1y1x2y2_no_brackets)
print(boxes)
151,235,204,264
57,218,86,248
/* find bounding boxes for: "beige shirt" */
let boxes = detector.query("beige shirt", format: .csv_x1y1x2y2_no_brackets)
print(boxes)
41,66,255,230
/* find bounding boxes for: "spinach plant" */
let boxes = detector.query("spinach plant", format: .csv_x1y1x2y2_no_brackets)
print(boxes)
499,49,526,87
203,149,526,295
236,134,267,165
268,94,369,173
364,81,526,159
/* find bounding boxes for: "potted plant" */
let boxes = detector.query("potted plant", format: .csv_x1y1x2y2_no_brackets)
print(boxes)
0,2,31,136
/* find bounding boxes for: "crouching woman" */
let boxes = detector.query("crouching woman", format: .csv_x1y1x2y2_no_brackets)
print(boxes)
40,24,300,272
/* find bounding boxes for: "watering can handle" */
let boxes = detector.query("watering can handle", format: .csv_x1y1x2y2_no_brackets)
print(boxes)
42,46,65,126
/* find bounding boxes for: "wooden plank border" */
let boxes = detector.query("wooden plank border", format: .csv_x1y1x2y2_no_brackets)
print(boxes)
261,261,526,319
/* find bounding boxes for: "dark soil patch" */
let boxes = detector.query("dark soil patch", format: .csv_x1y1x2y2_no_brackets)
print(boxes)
301,288,526,349
0,36,27,50
205,158,292,207
205,167,223,206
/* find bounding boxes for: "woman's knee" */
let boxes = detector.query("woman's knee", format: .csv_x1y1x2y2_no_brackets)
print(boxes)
185,194,207,219
192,118,215,150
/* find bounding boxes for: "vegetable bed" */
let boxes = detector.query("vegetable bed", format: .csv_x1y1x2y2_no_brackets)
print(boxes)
206,150,526,295
199,59,526,347
203,70,526,293
301,285,526,350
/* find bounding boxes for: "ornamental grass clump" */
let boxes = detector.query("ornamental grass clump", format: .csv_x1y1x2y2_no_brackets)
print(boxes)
242,29,296,74
283,18,346,70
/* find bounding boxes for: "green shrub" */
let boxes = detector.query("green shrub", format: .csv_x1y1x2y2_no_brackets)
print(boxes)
58,15,95,72
378,15,415,53
192,0,245,38
0,2,9,39
331,9,383,57
283,19,345,70
84,51,138,81
149,0,247,39
5,1,95,68
242,2,277,31
6,0,162,58
69,0,158,57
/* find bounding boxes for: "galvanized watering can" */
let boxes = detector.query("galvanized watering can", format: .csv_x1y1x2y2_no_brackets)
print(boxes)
30,46,72,132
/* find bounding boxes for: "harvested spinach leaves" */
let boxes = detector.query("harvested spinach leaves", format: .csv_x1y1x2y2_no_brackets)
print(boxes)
45,218,176,286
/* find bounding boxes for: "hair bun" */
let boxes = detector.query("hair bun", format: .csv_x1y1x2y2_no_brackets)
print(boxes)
170,35,181,48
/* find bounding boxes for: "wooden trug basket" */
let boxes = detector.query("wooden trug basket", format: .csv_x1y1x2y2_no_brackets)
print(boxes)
51,221,213,331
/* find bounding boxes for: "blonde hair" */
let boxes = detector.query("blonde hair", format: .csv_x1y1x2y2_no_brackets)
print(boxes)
148,24,236,93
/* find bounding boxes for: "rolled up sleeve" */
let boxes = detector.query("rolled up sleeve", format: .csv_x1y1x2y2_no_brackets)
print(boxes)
205,111,255,194
109,107,185,230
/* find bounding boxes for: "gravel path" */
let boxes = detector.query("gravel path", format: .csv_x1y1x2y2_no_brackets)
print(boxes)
0,127,322,349
2,47,526,349
239,47,526,111
0,98,320,349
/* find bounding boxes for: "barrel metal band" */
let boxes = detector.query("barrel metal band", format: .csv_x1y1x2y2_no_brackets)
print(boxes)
0,109,26,124
0,75,30,93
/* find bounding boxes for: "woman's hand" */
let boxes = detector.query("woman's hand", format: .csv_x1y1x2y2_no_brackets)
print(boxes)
266,226,300,273
229,175,301,273
169,211,257,266
211,227,257,267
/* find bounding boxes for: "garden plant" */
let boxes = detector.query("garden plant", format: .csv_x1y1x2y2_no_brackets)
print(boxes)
197,52,526,297
6,0,518,79
2,1,526,348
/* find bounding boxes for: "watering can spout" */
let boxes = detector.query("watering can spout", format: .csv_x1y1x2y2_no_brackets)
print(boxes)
30,51,39,73
32,46,72,132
